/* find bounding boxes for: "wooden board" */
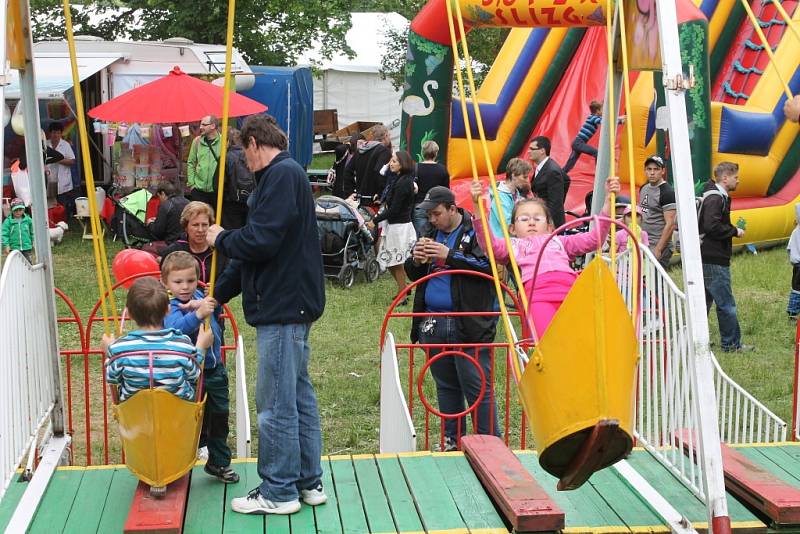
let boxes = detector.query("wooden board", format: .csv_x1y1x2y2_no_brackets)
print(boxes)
461,435,564,532
123,474,190,534
725,444,800,526
374,455,425,533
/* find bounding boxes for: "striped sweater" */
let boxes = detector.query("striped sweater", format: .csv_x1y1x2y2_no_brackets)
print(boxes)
105,328,202,402
576,114,602,142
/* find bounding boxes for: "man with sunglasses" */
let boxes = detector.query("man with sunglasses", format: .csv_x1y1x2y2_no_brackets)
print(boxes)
188,115,222,209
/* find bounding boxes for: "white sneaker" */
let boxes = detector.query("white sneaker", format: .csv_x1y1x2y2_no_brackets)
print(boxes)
301,483,328,506
231,488,301,515
197,446,209,461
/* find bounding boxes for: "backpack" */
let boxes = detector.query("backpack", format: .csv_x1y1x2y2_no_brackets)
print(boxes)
696,189,725,245
225,148,256,203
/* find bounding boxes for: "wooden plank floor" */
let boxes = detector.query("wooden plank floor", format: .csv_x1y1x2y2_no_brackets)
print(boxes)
0,448,782,533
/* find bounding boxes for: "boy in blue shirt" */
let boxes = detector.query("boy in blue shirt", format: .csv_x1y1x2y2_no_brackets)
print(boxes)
162,251,240,484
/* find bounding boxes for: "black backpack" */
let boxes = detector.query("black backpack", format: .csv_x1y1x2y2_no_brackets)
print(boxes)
224,147,256,203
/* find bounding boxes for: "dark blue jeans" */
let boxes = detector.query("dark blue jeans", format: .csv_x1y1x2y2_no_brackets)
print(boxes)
703,263,741,350
255,323,322,502
562,138,598,174
418,316,499,440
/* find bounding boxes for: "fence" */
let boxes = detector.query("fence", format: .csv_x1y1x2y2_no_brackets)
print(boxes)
613,246,786,501
0,252,64,502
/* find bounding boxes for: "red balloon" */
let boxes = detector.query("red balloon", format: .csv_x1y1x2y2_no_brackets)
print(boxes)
112,249,160,289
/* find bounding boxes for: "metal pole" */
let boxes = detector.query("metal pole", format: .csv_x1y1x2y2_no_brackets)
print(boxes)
591,72,623,215
655,0,730,531
17,0,66,436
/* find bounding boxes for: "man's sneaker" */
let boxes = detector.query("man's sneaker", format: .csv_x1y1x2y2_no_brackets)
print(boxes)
301,483,328,506
197,446,209,461
440,436,458,452
204,463,241,484
722,344,755,353
231,488,300,515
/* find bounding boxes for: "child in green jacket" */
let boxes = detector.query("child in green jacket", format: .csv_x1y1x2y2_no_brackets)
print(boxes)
2,198,34,262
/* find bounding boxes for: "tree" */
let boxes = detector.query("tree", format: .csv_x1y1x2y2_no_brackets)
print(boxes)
30,0,355,66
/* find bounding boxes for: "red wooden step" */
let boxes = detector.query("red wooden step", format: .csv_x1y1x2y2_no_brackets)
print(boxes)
123,474,190,534
461,434,564,532
719,444,800,526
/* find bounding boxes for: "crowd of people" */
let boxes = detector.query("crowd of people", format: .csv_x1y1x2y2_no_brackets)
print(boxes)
5,96,800,517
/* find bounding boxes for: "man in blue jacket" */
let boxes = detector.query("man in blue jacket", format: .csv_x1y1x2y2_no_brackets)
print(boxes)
207,114,327,516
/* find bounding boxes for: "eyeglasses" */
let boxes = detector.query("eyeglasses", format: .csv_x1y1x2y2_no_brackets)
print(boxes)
515,214,547,223
528,145,541,151
200,122,213,127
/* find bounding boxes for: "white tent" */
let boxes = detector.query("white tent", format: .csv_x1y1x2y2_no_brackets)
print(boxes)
297,12,407,149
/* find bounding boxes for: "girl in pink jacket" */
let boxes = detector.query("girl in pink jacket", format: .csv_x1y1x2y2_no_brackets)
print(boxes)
471,177,620,337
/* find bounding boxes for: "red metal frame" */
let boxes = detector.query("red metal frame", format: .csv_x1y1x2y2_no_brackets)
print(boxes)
380,269,533,450
53,271,240,466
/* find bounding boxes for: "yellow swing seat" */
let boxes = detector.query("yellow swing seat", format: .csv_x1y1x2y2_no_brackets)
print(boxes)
114,389,206,488
518,256,639,489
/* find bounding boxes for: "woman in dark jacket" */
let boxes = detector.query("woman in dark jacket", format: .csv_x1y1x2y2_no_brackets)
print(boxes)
368,150,416,302
147,181,189,249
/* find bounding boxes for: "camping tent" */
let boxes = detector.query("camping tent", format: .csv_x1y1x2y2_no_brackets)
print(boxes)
297,12,407,149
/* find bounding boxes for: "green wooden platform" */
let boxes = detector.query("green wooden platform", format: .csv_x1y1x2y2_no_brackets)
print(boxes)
0,447,791,534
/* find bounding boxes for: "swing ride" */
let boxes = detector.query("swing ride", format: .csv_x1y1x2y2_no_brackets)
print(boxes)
1,0,800,530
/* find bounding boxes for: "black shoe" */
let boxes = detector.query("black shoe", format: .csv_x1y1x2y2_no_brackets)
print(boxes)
204,463,240,483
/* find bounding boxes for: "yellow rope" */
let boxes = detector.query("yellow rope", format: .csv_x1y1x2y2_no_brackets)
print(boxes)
770,0,800,59
206,0,236,304
62,0,119,335
445,0,535,383
739,0,794,98
616,0,639,321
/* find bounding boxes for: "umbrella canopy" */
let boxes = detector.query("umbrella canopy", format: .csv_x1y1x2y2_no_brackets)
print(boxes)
87,66,267,123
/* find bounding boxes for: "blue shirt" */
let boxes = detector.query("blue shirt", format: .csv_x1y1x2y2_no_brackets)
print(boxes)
577,114,602,142
164,289,224,369
424,224,463,312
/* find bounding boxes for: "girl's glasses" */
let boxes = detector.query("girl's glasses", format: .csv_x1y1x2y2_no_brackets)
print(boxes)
515,215,546,223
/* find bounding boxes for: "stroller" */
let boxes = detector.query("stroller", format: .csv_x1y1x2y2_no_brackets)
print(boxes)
110,188,153,248
315,195,380,288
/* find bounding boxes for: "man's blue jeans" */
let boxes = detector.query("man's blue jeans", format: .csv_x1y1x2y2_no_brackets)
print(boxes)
702,263,742,350
255,323,322,502
418,316,499,440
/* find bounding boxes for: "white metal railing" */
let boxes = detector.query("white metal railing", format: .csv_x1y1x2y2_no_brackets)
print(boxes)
610,246,786,501
0,252,63,502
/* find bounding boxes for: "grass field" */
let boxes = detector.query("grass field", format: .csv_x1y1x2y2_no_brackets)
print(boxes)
37,220,799,462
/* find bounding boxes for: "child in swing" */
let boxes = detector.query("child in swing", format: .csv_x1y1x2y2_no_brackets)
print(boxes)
161,251,240,484
103,277,212,404
471,176,621,337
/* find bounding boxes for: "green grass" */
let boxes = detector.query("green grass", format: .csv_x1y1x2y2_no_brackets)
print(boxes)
38,228,800,464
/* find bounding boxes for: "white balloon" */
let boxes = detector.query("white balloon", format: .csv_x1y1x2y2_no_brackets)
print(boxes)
11,100,24,136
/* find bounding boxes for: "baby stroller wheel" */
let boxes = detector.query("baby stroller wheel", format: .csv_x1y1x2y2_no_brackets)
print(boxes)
150,485,167,499
365,259,381,282
339,264,355,289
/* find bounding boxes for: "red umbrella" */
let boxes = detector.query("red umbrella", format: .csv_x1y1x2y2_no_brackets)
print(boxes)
87,66,267,123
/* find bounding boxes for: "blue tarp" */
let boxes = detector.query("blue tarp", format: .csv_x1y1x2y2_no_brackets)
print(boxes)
242,66,313,167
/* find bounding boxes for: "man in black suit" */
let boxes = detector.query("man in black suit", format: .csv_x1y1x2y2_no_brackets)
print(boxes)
528,136,570,229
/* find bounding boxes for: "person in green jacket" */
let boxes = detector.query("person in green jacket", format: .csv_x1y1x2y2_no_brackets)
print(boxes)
2,198,34,262
187,115,222,209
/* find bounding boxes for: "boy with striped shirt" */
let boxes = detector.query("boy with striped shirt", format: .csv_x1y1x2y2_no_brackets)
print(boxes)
103,277,212,403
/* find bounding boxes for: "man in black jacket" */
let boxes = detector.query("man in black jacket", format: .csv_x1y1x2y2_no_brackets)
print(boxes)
528,136,570,228
405,186,499,451
147,182,188,246
699,161,753,353
208,114,327,515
